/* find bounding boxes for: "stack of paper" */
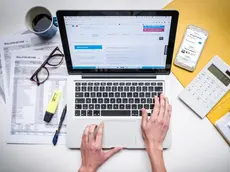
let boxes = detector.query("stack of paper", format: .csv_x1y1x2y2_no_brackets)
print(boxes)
0,32,68,144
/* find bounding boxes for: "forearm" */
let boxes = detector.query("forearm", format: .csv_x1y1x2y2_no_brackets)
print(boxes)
147,147,166,172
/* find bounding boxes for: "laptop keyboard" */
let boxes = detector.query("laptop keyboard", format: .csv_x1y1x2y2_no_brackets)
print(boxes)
75,81,164,116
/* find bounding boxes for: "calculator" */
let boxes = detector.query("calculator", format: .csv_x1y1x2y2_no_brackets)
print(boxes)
179,56,230,118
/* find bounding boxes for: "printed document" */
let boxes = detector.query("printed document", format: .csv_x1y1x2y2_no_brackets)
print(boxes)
7,50,68,144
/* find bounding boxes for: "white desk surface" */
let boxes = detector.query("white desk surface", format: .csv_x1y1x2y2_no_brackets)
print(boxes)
0,0,229,172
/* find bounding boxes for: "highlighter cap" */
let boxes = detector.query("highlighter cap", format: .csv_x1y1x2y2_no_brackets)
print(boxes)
44,111,53,123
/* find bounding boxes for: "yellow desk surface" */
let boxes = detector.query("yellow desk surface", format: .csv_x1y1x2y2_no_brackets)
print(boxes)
164,0,230,124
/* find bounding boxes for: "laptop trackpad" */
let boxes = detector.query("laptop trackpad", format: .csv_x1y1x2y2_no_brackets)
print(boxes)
103,120,137,148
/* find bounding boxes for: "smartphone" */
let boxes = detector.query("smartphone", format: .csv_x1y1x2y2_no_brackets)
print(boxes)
174,25,208,71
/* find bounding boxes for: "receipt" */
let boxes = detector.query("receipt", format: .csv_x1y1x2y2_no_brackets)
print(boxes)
7,50,68,144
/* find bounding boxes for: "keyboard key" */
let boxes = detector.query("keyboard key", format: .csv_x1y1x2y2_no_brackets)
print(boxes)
75,82,81,86
138,104,143,109
147,98,152,103
151,82,156,86
94,82,99,86
132,82,137,86
92,98,97,103
115,93,120,97
126,104,131,109
145,93,150,97
88,82,93,86
88,87,93,91
150,104,154,109
139,110,151,116
109,92,114,97
75,93,83,97
142,86,147,91
129,98,134,103
101,104,106,109
119,83,125,86
121,93,126,97
149,87,154,91
126,82,131,86
123,98,128,103
75,87,80,91
127,93,132,97
116,98,121,103
75,104,82,109
107,104,112,109
103,93,108,97
140,93,144,97
124,87,129,91
138,82,144,86
91,93,96,97
94,87,99,91
75,98,85,103
85,93,89,97
132,104,137,109
101,83,106,86
97,93,102,97
81,110,87,116
87,110,92,116
93,110,100,116
107,82,112,86
89,104,94,109
155,87,163,91
152,92,157,97
101,110,130,116
110,98,115,103
118,87,123,91
100,87,105,91
82,87,86,91
113,82,118,86
82,83,87,86
75,110,80,116
134,93,138,97
95,104,100,109
144,104,149,109
135,98,140,103
104,98,109,103
141,98,146,103
145,83,150,86
120,104,125,109
158,92,162,97
86,98,91,103
136,87,141,91
98,98,103,103
130,87,135,91
112,87,117,91
131,110,139,116
106,87,111,91
157,82,163,86
113,104,118,109
83,104,88,109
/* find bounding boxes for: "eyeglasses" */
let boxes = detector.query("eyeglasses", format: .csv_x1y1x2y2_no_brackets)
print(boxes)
30,46,64,86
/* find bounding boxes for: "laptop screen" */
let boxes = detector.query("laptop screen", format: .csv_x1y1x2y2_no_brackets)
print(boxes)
64,16,172,69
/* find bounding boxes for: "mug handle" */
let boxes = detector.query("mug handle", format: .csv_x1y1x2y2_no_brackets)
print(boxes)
53,16,58,27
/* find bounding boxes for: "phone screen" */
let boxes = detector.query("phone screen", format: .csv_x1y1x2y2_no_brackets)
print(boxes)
176,26,208,68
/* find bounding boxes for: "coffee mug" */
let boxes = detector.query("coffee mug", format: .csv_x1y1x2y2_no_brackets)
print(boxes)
25,6,57,39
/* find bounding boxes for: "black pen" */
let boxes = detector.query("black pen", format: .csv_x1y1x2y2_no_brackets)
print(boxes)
52,105,67,146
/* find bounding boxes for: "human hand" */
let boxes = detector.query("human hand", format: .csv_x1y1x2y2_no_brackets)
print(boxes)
141,93,172,152
79,122,123,172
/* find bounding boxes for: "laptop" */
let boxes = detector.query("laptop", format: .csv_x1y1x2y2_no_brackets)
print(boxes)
57,10,179,149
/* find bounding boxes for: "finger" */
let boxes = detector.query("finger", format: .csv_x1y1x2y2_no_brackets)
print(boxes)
158,93,166,121
141,108,148,128
104,147,123,161
88,124,97,144
95,121,104,148
163,97,169,121
151,96,160,120
166,105,172,124
81,125,90,145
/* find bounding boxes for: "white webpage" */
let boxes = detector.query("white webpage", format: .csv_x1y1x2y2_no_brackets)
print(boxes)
64,16,172,69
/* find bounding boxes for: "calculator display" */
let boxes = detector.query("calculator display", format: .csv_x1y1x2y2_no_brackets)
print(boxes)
208,64,230,86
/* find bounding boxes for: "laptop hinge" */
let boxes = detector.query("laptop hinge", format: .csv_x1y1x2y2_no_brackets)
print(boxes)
82,73,157,79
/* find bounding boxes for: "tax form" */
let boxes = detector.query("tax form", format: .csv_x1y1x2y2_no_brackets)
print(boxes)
0,33,61,99
7,50,68,144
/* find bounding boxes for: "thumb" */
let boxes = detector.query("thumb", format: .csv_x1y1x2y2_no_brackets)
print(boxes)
104,147,123,161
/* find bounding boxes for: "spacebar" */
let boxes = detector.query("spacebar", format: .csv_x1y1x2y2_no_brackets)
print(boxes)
101,110,130,116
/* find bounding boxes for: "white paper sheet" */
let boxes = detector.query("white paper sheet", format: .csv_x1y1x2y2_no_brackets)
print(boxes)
0,33,61,98
0,52,6,102
7,50,68,144
215,112,230,144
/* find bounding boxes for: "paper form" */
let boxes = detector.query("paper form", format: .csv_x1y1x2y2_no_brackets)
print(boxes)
0,33,61,97
0,52,6,102
7,50,68,144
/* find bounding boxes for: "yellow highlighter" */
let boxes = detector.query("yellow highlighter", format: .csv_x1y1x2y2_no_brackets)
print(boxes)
44,90,62,123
